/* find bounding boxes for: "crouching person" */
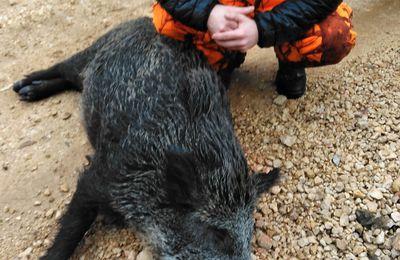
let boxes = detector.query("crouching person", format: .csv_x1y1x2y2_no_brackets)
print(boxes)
153,0,357,99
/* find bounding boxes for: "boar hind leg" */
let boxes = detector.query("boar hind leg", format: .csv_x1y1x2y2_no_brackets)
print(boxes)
40,169,100,260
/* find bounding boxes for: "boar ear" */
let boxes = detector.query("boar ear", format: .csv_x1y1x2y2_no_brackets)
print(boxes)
252,168,280,197
165,147,200,209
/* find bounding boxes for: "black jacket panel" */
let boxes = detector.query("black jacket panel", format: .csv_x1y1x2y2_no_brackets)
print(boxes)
158,0,218,31
254,0,343,47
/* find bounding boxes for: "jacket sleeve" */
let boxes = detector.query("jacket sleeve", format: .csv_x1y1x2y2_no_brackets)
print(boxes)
157,0,218,31
254,0,342,47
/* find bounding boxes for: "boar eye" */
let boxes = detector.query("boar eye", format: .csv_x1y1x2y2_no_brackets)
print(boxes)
207,227,235,255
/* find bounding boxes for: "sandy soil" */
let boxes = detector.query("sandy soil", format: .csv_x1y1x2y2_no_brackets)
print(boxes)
0,0,399,259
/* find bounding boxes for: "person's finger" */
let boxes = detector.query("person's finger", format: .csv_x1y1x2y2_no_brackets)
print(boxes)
223,21,238,31
215,39,246,49
224,12,249,23
227,6,254,15
212,30,244,41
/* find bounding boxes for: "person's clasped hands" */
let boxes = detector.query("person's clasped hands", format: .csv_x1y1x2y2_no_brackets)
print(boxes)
207,4,259,53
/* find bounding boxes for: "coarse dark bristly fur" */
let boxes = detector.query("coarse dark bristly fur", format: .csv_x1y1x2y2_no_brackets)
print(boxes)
13,17,280,260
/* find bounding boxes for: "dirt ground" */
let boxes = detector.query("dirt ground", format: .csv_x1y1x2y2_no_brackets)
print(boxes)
0,0,399,259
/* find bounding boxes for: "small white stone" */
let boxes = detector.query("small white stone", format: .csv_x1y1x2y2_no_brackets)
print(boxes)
369,189,383,200
390,211,400,222
336,239,347,251
273,95,287,106
298,237,310,248
60,183,70,193
284,161,294,169
321,195,333,210
256,230,273,250
353,190,366,199
43,188,52,197
353,245,365,255
367,201,378,213
136,248,153,260
340,214,350,227
332,154,341,166
314,176,323,185
126,250,137,260
392,233,400,251
392,177,400,193
19,247,33,258
280,135,297,147
270,185,281,195
45,209,55,219
273,159,282,168
375,231,385,245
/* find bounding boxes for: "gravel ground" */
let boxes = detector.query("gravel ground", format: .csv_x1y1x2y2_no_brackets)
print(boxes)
231,42,400,260
0,0,399,259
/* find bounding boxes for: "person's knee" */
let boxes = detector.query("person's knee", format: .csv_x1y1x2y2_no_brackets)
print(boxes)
319,5,357,65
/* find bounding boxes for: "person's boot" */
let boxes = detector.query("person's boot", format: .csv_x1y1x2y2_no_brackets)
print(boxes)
275,61,306,99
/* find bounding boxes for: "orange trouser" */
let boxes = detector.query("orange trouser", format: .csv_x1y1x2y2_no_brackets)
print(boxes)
153,1,356,71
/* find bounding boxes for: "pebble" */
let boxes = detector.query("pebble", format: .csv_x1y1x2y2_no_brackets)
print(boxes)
284,161,294,169
369,189,384,200
357,117,369,129
340,214,350,227
60,183,70,193
280,135,297,147
391,211,400,222
353,245,365,255
62,112,72,120
270,185,281,195
32,240,43,248
125,250,137,260
374,216,395,230
18,247,33,258
273,159,282,168
314,176,323,185
375,231,385,245
112,247,122,255
332,154,341,166
273,95,287,106
392,233,400,251
321,195,333,210
356,209,376,229
34,200,42,206
136,248,153,260
55,210,62,220
354,190,366,199
336,239,347,251
367,201,378,213
45,209,55,219
256,230,273,250
392,177,400,193
43,188,51,197
298,237,310,248
332,226,343,236
18,140,37,149
335,182,345,192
